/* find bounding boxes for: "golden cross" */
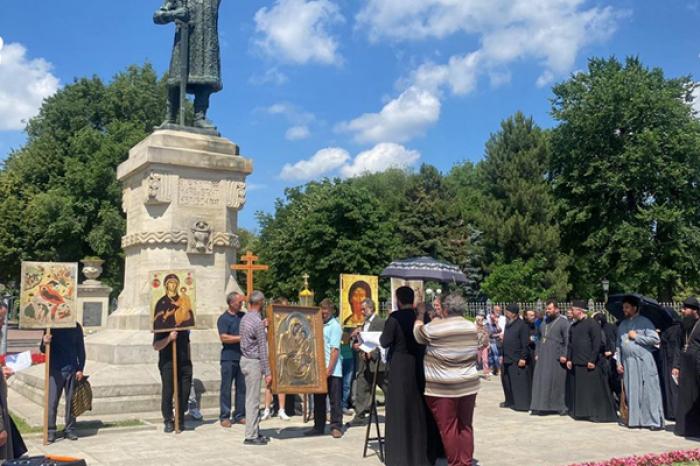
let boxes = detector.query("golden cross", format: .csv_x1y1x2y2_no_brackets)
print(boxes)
231,251,269,298
302,272,310,289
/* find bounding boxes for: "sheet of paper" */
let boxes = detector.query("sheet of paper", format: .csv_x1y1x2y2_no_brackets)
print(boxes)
359,331,387,363
5,351,33,373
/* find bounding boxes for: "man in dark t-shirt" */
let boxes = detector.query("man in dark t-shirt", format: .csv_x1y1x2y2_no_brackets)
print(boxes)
153,330,192,433
218,292,246,427
40,324,86,443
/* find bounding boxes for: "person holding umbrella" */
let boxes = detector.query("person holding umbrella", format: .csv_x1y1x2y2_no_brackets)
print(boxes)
615,295,664,430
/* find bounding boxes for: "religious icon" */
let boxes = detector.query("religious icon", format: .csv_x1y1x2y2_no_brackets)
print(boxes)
390,278,424,311
150,270,196,333
268,304,327,394
19,262,78,329
340,274,379,328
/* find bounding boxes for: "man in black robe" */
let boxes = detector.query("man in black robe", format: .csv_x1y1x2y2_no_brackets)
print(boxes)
500,304,532,412
380,287,433,466
530,299,569,415
566,300,617,423
674,296,700,438
593,312,621,407
658,307,682,420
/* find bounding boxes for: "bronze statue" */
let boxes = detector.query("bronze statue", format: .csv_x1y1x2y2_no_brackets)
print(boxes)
154,0,222,132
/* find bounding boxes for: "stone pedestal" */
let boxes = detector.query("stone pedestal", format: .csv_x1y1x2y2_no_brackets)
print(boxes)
77,283,111,330
11,130,253,418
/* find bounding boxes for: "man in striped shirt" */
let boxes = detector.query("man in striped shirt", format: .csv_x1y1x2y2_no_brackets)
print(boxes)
414,293,481,466
240,290,272,446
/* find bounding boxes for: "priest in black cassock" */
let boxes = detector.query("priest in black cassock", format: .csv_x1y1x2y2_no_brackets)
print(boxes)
658,307,682,421
593,312,621,407
500,304,532,412
674,296,700,438
380,287,433,466
530,299,569,415
566,300,617,423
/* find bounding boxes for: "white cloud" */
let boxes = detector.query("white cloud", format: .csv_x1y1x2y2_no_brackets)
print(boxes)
249,67,288,86
280,147,350,181
343,1,623,143
336,87,440,144
0,40,60,131
692,84,700,116
279,143,420,181
340,143,420,178
285,125,311,140
254,0,343,65
264,102,316,140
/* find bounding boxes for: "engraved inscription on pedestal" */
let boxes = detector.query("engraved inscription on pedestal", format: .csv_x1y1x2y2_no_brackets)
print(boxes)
179,179,221,206
83,302,103,327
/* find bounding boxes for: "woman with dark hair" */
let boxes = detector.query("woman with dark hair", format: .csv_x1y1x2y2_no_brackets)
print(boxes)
345,281,372,327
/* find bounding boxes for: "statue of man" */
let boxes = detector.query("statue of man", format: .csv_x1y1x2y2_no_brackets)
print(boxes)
154,0,222,131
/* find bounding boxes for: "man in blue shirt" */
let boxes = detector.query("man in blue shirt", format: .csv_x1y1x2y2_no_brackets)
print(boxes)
40,324,86,443
218,292,246,427
305,298,343,438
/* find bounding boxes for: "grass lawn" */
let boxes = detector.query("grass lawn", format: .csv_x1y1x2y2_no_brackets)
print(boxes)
11,414,144,435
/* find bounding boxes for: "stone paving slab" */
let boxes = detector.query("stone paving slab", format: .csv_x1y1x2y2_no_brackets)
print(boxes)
22,378,700,466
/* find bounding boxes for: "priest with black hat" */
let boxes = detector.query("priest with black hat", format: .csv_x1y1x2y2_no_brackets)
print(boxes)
566,300,617,423
500,303,532,411
674,296,700,438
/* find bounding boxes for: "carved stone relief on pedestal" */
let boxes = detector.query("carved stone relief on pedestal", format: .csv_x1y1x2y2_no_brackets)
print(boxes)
144,171,175,205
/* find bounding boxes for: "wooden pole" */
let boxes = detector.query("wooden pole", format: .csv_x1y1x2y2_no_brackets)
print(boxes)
172,337,181,433
42,327,51,446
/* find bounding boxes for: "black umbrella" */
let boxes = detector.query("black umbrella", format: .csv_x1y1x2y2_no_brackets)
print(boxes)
605,293,675,331
380,256,468,284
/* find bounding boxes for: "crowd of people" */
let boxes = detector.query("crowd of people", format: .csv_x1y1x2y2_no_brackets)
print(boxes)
0,287,697,465
479,297,700,440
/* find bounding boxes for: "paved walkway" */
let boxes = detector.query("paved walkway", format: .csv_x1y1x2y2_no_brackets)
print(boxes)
23,379,699,466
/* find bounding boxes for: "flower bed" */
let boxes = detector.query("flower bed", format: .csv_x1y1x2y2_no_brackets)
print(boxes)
0,353,46,366
571,449,700,466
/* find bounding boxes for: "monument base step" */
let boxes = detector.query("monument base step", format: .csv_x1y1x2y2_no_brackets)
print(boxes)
9,360,224,418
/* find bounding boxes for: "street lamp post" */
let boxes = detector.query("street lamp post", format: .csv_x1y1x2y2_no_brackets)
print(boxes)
602,278,610,304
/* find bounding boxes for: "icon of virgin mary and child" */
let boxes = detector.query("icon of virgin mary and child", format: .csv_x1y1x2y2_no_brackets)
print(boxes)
153,273,195,331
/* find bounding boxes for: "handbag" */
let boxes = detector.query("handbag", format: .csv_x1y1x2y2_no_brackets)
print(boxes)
70,376,92,418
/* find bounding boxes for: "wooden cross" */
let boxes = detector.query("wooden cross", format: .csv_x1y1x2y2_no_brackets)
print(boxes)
231,251,269,297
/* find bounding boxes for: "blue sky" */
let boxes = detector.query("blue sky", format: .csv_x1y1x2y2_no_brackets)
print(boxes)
1,0,699,231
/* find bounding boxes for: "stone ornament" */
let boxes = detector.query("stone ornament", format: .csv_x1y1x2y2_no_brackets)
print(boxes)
144,171,175,205
223,181,247,209
189,220,213,254
80,258,104,285
122,231,189,248
122,230,239,250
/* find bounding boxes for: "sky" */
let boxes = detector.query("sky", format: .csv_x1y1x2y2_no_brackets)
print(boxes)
0,0,699,231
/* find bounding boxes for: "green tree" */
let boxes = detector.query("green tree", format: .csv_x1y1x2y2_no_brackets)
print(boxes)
0,64,166,292
474,112,570,300
255,179,402,303
550,57,700,300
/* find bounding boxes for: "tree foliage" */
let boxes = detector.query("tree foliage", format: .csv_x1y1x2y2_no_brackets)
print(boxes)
255,179,403,303
0,64,166,291
550,57,700,300
471,112,571,300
